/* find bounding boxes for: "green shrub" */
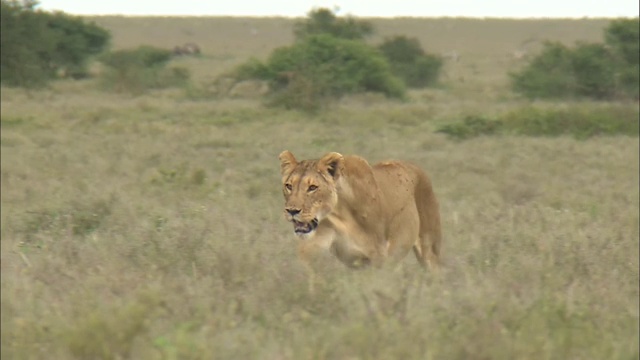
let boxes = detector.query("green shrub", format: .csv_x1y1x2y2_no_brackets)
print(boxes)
45,11,111,79
510,42,577,99
570,43,616,99
616,66,640,99
378,36,443,88
605,18,639,67
605,18,639,98
0,0,110,87
99,46,190,94
436,115,503,140
293,7,374,42
99,45,173,69
511,19,639,100
234,57,272,80
1,1,55,87
437,106,639,140
378,36,425,63
235,34,404,111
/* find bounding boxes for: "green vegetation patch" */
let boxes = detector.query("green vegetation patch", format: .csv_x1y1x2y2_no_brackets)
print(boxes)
378,35,443,88
293,7,374,41
1,0,110,87
99,46,190,94
232,8,440,111
511,18,639,100
0,116,31,128
438,105,640,140
236,34,405,111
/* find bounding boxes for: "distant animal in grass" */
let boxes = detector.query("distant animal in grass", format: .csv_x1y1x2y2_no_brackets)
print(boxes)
173,43,201,56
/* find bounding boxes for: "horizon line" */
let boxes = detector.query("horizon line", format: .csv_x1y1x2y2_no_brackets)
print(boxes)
64,13,638,20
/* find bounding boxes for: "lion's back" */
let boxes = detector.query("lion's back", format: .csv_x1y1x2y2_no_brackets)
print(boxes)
372,160,432,211
373,160,425,189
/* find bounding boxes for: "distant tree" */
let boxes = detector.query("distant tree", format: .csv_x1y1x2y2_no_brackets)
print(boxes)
46,11,111,78
1,0,55,87
293,7,374,42
0,0,110,87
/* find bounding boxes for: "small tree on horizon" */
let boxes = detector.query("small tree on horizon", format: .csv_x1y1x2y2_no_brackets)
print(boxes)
293,7,374,42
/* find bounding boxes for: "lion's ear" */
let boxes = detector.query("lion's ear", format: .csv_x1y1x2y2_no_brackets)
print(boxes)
279,150,298,176
317,152,344,179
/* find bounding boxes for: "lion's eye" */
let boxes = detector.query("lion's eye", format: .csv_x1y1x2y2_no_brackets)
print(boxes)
308,185,318,192
285,184,292,191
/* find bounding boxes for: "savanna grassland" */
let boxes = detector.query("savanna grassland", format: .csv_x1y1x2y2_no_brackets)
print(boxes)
1,16,639,359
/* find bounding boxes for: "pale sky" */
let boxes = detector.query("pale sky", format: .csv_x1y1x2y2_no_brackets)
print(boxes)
39,0,639,18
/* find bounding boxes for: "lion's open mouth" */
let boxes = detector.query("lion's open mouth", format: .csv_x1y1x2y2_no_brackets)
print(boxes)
293,218,318,235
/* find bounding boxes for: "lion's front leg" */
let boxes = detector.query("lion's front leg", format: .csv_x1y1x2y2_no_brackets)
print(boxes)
297,240,325,294
329,239,371,269
296,227,336,293
329,233,386,269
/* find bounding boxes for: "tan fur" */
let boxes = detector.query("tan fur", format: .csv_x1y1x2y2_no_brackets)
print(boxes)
278,150,442,274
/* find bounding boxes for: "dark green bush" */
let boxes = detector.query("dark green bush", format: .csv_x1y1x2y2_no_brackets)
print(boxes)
99,45,173,69
378,36,443,88
46,11,111,79
616,66,640,99
605,18,639,98
378,36,425,63
0,0,110,87
570,43,616,99
605,18,640,66
293,7,374,42
1,1,55,87
510,42,577,99
234,57,272,80
511,19,639,100
99,46,190,94
235,34,404,111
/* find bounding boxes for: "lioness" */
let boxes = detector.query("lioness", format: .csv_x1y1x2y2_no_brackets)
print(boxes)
279,151,441,271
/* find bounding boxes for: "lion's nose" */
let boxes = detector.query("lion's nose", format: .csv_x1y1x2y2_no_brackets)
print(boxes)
286,208,301,216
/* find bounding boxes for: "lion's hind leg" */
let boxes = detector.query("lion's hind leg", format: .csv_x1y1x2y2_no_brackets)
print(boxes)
416,209,441,271
415,230,440,271
415,173,442,272
412,243,426,268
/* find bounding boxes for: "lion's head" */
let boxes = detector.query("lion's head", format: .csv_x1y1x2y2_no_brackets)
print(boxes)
278,150,344,236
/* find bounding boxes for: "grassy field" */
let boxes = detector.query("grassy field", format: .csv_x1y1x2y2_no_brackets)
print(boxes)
1,16,639,359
